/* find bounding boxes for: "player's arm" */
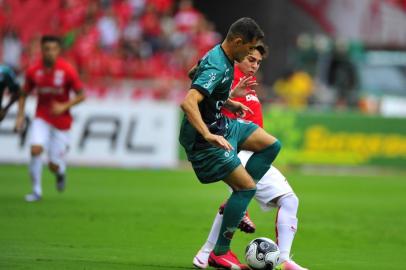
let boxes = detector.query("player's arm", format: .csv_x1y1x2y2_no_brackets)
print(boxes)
2,78,21,111
224,98,253,118
0,89,20,122
0,73,21,121
14,91,27,132
51,89,85,115
15,69,34,131
180,89,233,151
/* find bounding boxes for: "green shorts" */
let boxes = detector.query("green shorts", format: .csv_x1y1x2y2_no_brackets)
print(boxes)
186,118,258,183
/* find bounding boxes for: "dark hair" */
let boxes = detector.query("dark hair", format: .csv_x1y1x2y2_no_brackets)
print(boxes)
255,42,268,58
41,35,62,46
226,17,264,43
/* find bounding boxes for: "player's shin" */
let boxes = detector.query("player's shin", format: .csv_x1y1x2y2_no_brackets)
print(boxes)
275,194,299,262
214,188,256,255
245,140,281,182
29,156,43,196
204,212,223,251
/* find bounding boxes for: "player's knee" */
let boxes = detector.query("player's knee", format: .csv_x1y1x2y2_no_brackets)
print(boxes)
270,140,282,156
31,146,43,156
48,162,59,173
259,140,282,163
290,193,299,209
233,179,256,191
239,187,257,199
278,193,299,211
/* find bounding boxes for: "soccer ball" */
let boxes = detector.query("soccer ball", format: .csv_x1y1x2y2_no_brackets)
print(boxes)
245,237,280,270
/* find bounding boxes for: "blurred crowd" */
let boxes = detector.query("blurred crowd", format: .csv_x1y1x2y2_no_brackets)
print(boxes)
0,0,221,83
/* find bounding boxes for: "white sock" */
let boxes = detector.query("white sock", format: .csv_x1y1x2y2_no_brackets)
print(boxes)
201,212,223,252
29,155,43,196
57,161,66,175
276,193,299,262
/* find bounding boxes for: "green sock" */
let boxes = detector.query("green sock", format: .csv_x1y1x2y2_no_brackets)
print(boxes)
214,188,256,255
246,140,281,183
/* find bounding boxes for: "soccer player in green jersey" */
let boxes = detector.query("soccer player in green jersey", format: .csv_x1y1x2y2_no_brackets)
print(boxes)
179,17,282,270
0,64,20,122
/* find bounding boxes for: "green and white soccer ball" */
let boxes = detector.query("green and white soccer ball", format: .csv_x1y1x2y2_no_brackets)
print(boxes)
245,237,280,270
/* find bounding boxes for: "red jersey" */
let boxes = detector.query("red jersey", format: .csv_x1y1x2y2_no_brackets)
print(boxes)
222,66,263,127
24,58,83,130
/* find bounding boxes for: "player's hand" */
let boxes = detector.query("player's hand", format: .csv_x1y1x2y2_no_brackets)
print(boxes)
226,100,254,118
0,109,6,122
51,102,67,115
14,114,25,132
229,76,257,98
235,103,254,118
204,133,234,151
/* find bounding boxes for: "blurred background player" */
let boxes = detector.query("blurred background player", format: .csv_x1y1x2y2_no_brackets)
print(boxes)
15,35,86,202
180,17,282,270
193,44,309,270
0,64,20,122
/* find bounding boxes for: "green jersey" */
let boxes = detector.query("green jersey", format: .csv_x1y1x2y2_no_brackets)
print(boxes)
179,44,234,151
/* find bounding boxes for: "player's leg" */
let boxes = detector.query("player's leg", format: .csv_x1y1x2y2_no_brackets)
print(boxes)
193,209,223,269
208,165,255,270
255,167,308,270
25,118,49,202
193,203,256,269
48,127,69,192
240,127,281,182
193,151,256,269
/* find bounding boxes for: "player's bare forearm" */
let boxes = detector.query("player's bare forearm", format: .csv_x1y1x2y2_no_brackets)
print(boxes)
64,90,86,110
14,93,27,131
16,93,27,117
224,98,240,111
180,89,211,138
225,99,253,117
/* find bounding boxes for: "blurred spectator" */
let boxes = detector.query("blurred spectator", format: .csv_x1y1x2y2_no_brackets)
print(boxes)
0,0,218,99
128,0,147,16
59,0,88,34
97,6,120,51
140,3,162,53
2,28,22,70
327,40,357,107
174,0,201,33
273,69,314,109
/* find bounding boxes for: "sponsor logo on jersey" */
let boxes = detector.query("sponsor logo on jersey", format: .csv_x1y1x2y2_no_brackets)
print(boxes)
221,68,231,83
204,72,216,88
35,70,44,78
37,87,64,94
54,70,65,86
246,94,259,102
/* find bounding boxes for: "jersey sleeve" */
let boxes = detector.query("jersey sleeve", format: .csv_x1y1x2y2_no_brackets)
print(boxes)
67,64,83,93
191,62,224,97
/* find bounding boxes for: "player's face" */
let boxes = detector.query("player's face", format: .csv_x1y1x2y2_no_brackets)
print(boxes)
234,38,258,63
41,42,60,66
237,49,263,76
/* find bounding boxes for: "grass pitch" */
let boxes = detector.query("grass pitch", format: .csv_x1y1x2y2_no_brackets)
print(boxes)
0,165,405,270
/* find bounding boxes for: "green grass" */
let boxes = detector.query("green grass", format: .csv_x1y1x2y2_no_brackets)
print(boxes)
0,165,405,270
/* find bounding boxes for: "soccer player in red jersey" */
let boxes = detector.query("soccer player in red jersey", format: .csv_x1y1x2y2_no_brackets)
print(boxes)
15,35,86,202
193,44,309,270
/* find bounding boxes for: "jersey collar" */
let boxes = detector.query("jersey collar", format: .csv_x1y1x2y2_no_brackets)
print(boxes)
219,44,234,66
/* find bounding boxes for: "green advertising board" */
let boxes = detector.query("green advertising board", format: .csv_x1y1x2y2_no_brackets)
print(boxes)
263,107,406,167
